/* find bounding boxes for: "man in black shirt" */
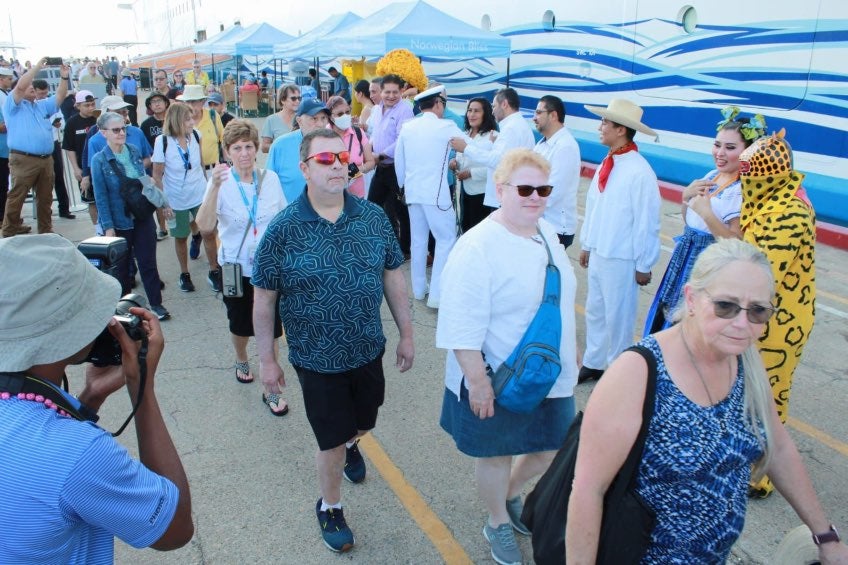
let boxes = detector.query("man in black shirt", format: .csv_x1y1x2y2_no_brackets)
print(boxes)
62,90,98,223
140,92,170,239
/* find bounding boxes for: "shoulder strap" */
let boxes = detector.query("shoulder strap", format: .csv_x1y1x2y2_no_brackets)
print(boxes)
353,126,363,156
160,134,167,154
612,344,658,494
192,130,200,144
107,157,124,177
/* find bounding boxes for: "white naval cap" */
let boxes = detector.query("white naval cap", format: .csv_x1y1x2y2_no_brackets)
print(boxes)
413,84,446,103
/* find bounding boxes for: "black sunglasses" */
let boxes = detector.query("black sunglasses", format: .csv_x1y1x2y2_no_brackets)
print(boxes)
703,290,774,324
504,183,553,197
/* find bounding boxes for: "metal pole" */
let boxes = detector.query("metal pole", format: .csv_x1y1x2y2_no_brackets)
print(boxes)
505,57,510,88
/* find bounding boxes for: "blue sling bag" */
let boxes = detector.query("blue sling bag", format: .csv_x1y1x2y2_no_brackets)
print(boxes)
489,228,562,413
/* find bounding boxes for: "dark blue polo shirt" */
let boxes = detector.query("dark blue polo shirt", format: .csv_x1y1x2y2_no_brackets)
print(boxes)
252,189,404,373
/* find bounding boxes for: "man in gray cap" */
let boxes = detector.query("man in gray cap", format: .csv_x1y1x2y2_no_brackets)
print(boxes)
266,97,330,203
0,234,193,561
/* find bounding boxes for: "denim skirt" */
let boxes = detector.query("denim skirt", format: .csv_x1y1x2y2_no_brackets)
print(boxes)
440,384,575,458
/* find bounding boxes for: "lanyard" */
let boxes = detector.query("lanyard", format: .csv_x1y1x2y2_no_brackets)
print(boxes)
232,169,259,236
175,137,191,171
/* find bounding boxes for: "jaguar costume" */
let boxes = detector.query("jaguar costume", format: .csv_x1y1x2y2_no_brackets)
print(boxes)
739,129,816,497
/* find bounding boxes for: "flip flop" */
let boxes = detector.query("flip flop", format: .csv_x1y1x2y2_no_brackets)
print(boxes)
262,392,289,417
235,360,253,384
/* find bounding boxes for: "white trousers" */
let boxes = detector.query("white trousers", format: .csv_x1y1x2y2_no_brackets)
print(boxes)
408,203,457,305
583,253,638,370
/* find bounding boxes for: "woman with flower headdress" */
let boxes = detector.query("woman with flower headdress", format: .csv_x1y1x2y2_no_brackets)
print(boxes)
644,107,766,334
739,129,816,499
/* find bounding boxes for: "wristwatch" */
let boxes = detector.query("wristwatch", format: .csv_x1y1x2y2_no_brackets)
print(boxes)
812,524,840,545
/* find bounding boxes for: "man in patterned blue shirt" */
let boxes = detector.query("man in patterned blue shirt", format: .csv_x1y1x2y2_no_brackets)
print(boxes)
253,128,414,553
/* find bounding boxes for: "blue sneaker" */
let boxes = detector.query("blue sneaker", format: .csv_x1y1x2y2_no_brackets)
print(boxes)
316,498,354,552
343,439,366,484
189,233,202,260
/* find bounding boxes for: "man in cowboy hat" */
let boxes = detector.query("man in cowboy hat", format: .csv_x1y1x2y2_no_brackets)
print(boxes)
0,234,193,561
577,99,661,383
176,84,224,290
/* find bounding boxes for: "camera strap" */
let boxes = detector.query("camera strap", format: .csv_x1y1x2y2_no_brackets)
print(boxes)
0,336,148,437
228,168,267,262
111,336,147,437
0,372,99,423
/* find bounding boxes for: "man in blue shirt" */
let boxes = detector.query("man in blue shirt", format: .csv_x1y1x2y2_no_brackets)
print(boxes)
119,68,139,126
266,98,330,204
0,234,194,562
253,128,414,554
2,58,69,237
328,67,350,104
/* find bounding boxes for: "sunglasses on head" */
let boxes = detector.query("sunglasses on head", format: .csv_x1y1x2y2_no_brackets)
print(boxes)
306,151,350,166
703,290,774,324
505,183,553,197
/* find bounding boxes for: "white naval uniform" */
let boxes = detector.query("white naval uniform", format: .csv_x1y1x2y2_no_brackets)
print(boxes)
533,126,581,239
579,150,661,370
461,111,535,208
395,112,467,307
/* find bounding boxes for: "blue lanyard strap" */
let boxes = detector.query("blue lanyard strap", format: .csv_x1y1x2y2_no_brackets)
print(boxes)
175,137,191,170
232,169,259,236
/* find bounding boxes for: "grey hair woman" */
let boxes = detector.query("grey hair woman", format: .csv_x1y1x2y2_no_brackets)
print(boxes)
566,238,848,564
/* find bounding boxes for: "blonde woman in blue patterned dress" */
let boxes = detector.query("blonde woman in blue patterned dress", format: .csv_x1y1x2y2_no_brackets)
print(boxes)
567,239,848,564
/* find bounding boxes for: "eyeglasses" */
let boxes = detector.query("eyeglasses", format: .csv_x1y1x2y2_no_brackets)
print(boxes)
504,183,553,197
703,290,774,324
305,151,350,166
287,96,302,101
534,109,551,115
107,126,127,134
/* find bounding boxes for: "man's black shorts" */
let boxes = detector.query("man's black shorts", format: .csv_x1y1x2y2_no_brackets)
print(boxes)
295,351,385,451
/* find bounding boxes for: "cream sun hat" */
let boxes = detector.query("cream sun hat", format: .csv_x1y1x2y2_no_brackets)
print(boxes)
584,98,657,137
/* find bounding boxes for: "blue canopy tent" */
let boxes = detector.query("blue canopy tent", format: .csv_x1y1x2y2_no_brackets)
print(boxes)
272,12,363,59
193,24,247,54
313,1,511,59
210,23,295,114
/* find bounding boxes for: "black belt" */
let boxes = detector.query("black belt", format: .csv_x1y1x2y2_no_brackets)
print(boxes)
10,149,51,159
376,161,395,169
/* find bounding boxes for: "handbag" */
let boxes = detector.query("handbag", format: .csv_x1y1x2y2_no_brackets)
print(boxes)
108,160,157,220
489,229,562,414
220,169,267,298
521,344,658,565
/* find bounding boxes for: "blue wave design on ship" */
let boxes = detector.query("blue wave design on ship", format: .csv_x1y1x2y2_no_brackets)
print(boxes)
429,18,848,225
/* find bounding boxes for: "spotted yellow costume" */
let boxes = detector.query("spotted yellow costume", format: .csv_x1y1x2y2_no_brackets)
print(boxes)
739,130,815,496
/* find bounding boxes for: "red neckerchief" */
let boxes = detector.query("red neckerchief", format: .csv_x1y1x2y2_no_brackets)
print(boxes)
598,142,638,192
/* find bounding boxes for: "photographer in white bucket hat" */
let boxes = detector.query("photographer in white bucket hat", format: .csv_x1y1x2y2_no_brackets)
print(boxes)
0,234,193,562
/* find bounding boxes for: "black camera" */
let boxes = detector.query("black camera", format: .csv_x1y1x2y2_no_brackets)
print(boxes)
347,162,360,179
84,294,148,366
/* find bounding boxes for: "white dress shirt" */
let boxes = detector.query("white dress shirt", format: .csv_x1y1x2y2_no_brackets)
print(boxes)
395,112,466,207
534,126,581,235
456,131,492,196
462,111,535,208
579,150,661,273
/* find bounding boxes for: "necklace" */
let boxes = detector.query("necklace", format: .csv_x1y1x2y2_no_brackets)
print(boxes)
680,325,731,407
709,173,740,199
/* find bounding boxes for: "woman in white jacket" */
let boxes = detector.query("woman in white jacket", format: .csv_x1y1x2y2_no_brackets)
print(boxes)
451,98,498,232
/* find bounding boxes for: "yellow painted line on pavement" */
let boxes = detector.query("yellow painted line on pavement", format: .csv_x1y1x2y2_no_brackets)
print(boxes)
787,417,848,458
359,434,473,565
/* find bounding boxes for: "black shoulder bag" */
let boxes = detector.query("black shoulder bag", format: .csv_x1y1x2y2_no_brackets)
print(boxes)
108,159,156,220
521,344,658,565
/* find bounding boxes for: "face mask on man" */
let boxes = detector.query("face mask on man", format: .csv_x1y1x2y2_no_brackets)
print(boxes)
333,114,352,130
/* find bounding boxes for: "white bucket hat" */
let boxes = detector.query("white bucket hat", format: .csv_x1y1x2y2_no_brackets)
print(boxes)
584,98,657,137
0,234,121,371
177,84,208,101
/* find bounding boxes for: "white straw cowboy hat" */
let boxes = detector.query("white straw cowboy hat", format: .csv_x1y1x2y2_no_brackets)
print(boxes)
584,98,657,137
771,525,822,565
176,84,208,101
0,234,121,371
